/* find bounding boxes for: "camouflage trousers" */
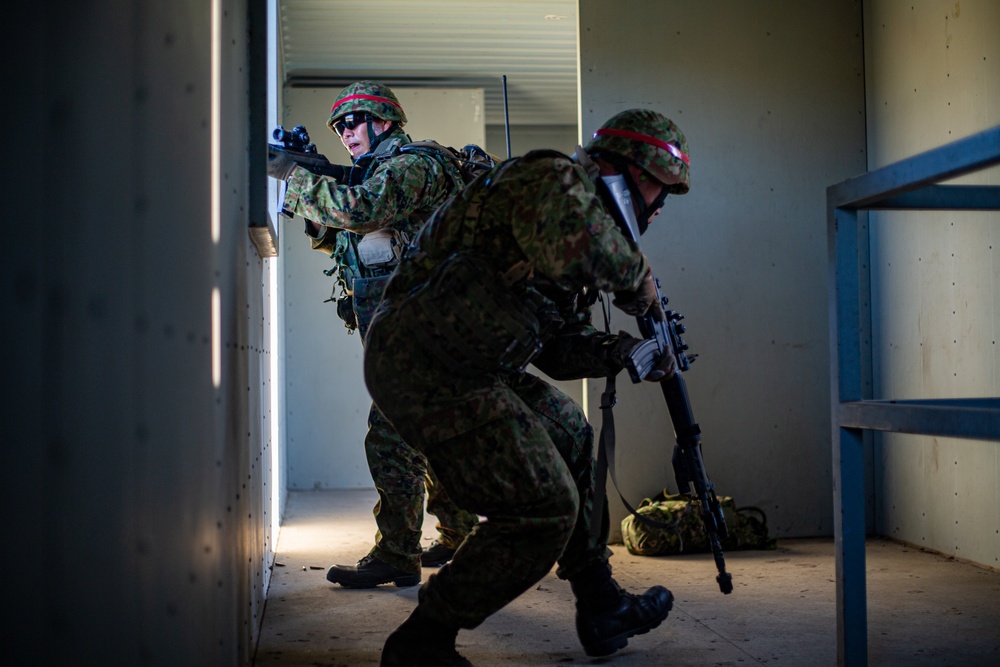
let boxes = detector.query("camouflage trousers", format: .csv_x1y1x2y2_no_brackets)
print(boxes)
365,402,479,573
365,313,611,629
355,276,478,573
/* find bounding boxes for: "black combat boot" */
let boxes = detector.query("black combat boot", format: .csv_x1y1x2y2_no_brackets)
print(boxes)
419,540,457,567
326,554,420,588
569,562,674,657
380,607,471,667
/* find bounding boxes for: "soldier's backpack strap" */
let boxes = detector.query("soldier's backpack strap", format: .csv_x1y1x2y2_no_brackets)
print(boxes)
401,140,466,189
403,139,460,160
400,139,501,189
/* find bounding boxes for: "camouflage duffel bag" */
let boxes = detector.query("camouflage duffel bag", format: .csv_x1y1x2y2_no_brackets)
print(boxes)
621,490,777,557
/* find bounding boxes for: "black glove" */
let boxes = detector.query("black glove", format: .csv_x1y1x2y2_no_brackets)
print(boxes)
612,267,664,322
267,151,297,181
606,332,678,381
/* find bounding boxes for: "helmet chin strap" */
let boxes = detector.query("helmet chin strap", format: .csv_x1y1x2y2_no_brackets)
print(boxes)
360,119,394,159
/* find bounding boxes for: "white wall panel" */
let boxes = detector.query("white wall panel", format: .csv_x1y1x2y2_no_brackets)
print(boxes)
865,0,1000,569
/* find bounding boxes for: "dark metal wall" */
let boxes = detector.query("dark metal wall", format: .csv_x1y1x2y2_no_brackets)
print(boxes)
4,1,274,664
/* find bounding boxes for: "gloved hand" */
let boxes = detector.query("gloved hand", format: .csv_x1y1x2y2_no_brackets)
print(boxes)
607,332,678,381
612,267,665,322
267,151,297,181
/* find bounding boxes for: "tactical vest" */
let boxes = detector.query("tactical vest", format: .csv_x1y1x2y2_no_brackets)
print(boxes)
324,132,472,333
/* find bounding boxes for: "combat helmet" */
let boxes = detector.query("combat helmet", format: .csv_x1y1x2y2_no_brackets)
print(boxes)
327,80,407,132
585,109,690,195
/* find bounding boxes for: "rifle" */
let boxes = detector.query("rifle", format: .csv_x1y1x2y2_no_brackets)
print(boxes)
602,175,733,595
625,277,733,594
269,124,367,185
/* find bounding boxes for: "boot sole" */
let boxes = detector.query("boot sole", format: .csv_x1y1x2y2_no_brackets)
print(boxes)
328,573,421,589
583,589,674,657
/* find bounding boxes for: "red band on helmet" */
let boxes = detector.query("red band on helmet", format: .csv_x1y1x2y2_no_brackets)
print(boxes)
331,94,402,113
593,128,690,165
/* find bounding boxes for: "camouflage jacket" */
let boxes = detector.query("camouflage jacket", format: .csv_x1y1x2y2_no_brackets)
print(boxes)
380,150,650,380
281,127,466,308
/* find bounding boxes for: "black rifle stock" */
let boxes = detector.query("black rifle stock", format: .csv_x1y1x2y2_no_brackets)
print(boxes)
626,277,734,595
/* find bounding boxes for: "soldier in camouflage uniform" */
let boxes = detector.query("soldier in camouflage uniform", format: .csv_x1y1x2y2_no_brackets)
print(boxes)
268,81,479,588
363,109,691,667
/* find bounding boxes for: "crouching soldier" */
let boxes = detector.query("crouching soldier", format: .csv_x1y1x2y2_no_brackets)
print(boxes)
363,109,693,665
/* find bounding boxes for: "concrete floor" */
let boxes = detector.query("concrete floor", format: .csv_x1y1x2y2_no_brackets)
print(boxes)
253,489,1000,666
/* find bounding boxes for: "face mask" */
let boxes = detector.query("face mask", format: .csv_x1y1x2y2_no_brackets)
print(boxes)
600,174,642,243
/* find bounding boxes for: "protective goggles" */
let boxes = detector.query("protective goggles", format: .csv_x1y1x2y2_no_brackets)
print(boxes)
332,113,374,136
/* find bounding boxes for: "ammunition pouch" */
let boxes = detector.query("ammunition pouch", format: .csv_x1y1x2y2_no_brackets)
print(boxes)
357,228,407,268
405,253,557,376
353,275,391,340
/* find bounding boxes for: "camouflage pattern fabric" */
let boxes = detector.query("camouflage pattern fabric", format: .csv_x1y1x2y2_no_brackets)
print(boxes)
286,128,466,330
586,108,691,194
328,80,408,129
364,403,478,572
363,152,651,628
621,491,778,557
282,128,462,239
283,125,476,572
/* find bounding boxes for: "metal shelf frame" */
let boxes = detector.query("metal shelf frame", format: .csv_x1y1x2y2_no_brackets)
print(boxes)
826,125,1000,666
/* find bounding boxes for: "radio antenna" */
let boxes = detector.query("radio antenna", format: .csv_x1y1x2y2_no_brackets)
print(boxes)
501,75,511,159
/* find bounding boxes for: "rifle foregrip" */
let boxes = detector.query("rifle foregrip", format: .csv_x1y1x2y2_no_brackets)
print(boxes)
661,374,700,442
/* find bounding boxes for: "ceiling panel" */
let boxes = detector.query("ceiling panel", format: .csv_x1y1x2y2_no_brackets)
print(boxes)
278,0,579,126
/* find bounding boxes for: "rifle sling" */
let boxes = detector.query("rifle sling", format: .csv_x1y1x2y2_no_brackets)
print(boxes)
590,372,690,544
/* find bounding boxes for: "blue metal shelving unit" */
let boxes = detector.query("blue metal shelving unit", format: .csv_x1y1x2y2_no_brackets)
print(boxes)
826,125,1000,666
